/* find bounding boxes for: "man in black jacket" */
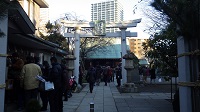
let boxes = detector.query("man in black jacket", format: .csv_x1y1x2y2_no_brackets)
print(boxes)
48,57,63,112
86,62,96,93
116,65,122,87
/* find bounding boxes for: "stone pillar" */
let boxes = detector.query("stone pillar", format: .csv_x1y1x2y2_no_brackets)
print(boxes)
74,27,81,83
119,27,127,84
65,55,76,78
124,59,134,83
0,12,8,112
177,36,192,112
131,66,140,83
121,51,139,93
123,51,139,83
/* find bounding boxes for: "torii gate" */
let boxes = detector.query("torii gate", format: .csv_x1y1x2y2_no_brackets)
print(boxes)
61,19,141,84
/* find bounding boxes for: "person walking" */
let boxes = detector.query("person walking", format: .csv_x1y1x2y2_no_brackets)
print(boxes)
150,66,156,84
103,64,109,86
95,63,102,86
79,64,83,86
115,65,122,87
47,56,63,112
108,66,114,82
86,63,96,93
111,67,115,82
142,66,148,84
20,56,42,107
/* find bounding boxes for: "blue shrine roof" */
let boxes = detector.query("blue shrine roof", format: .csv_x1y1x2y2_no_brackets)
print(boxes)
87,44,129,59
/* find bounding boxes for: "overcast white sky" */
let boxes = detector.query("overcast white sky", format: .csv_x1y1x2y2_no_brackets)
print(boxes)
46,0,150,38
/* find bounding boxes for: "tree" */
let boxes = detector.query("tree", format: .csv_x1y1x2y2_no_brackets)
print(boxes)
143,22,178,76
40,12,115,71
149,1,200,111
134,0,178,76
40,21,68,50
137,0,169,36
58,12,115,68
150,0,200,39
0,1,6,37
80,37,115,63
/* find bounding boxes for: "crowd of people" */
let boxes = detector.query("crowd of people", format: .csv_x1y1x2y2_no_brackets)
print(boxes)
6,52,75,112
85,62,122,93
5,52,123,111
139,65,159,85
6,52,161,112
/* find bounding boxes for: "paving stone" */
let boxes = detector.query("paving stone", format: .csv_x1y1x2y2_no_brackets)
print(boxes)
8,82,174,112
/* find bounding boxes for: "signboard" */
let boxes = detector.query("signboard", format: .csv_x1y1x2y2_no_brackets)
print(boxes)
94,20,106,36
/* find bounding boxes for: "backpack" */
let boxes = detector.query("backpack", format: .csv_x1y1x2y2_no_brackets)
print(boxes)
108,68,112,76
69,78,73,86
96,66,102,78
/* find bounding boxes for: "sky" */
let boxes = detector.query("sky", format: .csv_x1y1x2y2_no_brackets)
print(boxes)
46,0,150,38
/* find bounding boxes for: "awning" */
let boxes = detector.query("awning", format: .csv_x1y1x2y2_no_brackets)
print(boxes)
7,1,67,56
8,1,35,34
34,0,49,8
8,34,67,55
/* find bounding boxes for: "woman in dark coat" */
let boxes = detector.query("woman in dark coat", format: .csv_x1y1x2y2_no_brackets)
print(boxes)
48,57,63,112
150,67,156,84
86,63,96,93
40,61,50,111
115,65,122,87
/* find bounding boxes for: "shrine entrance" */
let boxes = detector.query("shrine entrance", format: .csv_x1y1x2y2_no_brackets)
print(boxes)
61,19,141,84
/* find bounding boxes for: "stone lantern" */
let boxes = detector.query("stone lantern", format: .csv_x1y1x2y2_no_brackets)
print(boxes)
121,51,139,93
65,55,76,77
123,51,139,83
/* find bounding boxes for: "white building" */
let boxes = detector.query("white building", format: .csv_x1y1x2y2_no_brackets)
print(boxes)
91,0,123,32
89,0,131,65
39,8,49,36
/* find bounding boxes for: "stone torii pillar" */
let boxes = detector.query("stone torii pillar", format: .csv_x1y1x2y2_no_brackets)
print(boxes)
120,27,127,84
74,27,81,82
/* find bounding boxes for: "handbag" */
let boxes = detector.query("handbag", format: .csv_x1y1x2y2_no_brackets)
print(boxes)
158,78,162,82
45,81,54,91
39,82,45,91
6,79,14,90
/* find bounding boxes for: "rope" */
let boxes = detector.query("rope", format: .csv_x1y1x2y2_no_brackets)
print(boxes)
177,49,200,58
178,81,200,88
0,83,6,89
0,53,9,57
